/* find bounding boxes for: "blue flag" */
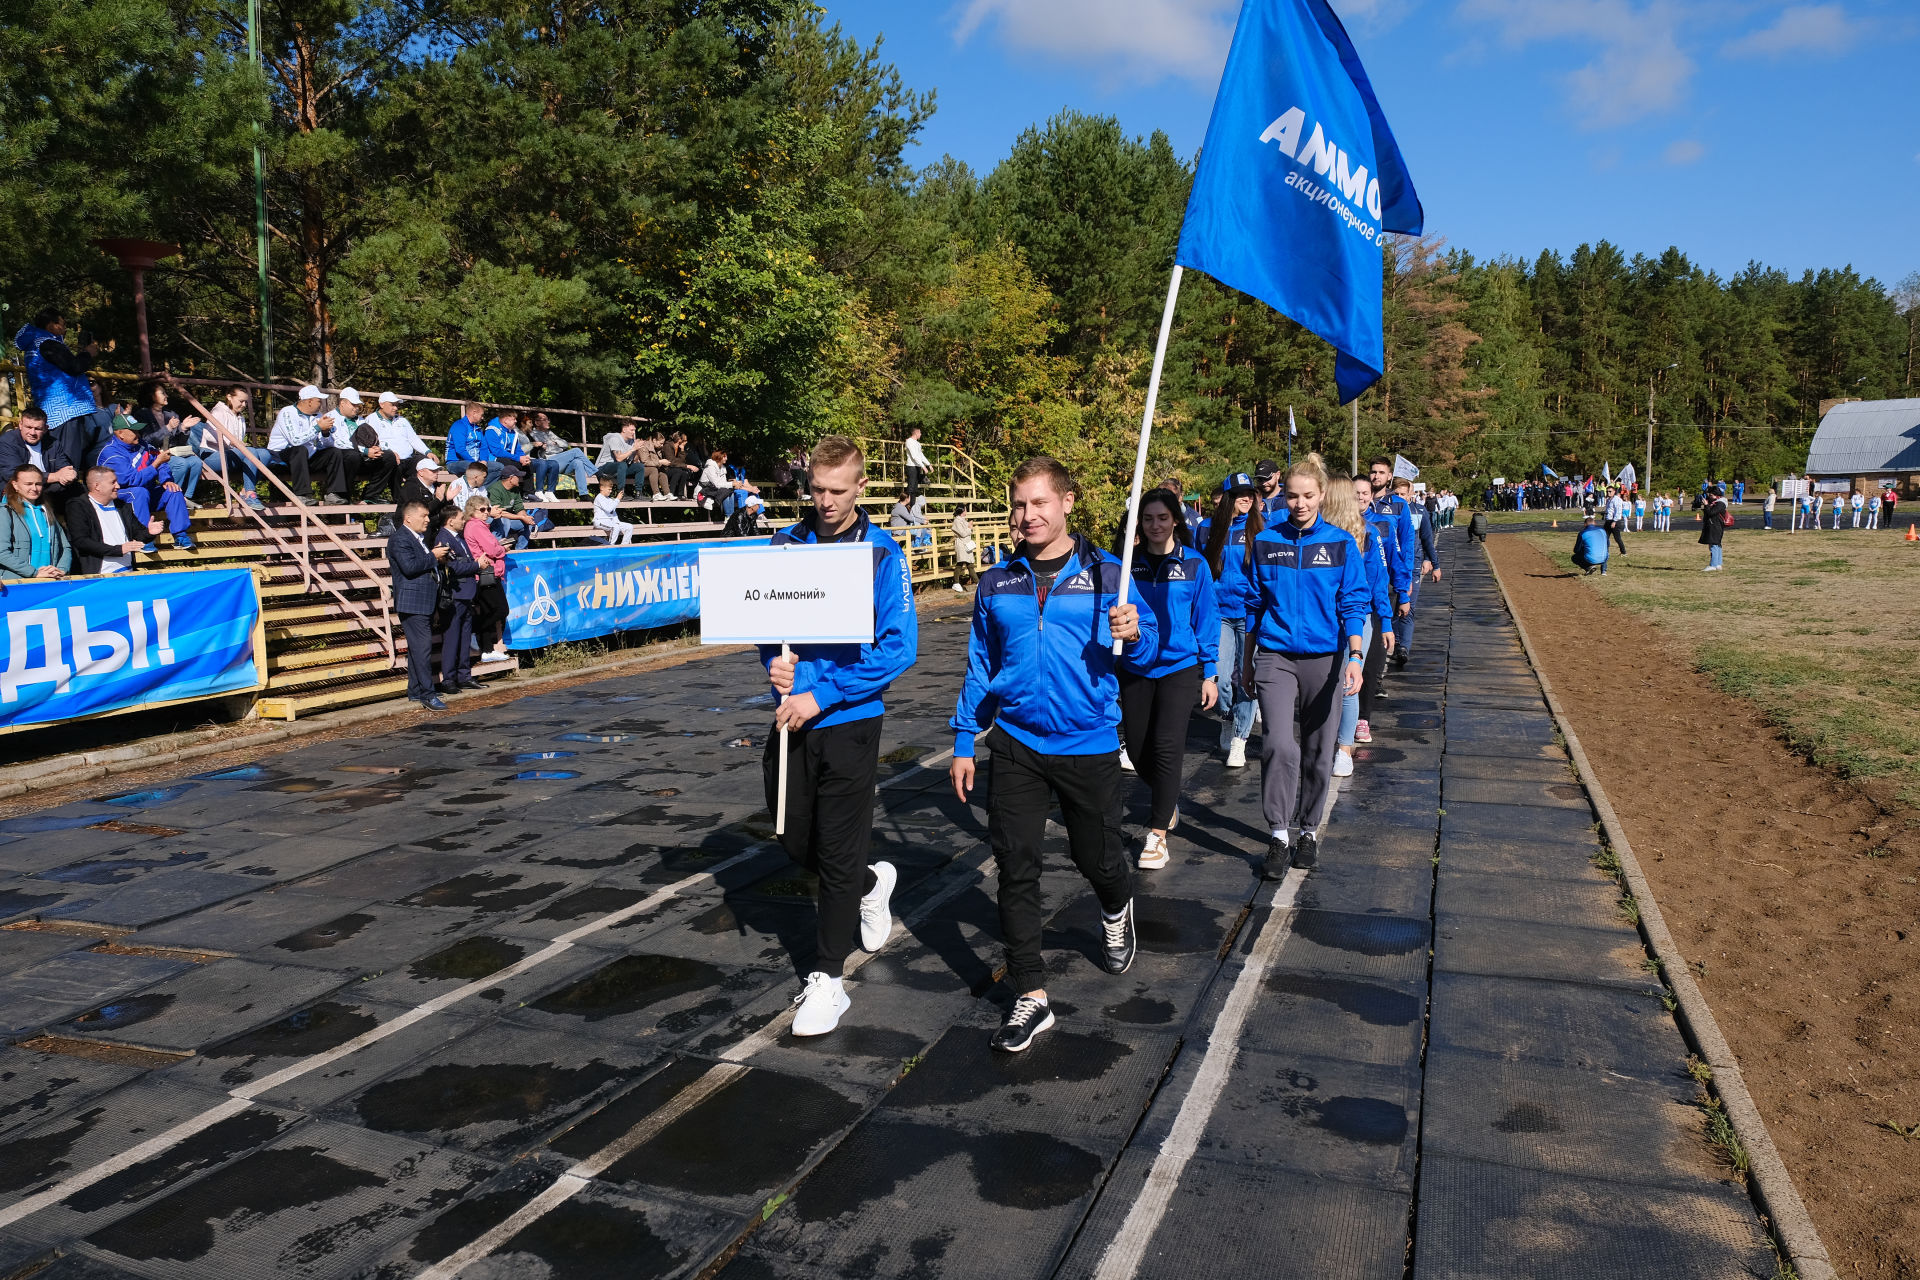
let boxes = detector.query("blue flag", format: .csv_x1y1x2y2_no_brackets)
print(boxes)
1542,464,1559,479
1176,0,1422,404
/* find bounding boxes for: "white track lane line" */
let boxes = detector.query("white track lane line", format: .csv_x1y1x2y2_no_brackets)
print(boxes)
418,853,1000,1278
0,843,772,1231
1090,866,1308,1280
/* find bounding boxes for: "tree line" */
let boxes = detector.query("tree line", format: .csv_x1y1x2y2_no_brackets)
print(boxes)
6,0,1914,521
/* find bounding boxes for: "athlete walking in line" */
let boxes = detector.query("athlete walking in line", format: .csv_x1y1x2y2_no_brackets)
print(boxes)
1354,474,1408,740
762,436,919,1037
1201,473,1262,768
1363,457,1415,667
1391,475,1440,667
1328,475,1392,779
1116,488,1220,869
1243,454,1370,880
950,456,1155,1053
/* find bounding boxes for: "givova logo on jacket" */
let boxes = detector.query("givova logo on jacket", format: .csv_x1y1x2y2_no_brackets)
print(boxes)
1256,540,1348,569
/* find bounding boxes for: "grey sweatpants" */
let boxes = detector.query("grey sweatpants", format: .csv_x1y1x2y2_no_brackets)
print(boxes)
1252,650,1343,835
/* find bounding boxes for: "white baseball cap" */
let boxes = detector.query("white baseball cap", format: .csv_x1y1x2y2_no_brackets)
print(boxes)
337,386,363,405
379,391,401,405
297,384,323,400
415,458,439,473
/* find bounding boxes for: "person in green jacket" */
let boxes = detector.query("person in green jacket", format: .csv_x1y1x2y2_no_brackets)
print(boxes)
0,465,72,579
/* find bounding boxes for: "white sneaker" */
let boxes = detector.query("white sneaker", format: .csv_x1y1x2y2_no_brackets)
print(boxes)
1138,831,1169,869
653,492,671,501
859,861,896,952
1332,748,1354,777
1227,738,1248,768
1119,747,1136,773
480,648,510,663
791,972,849,1036
952,582,966,593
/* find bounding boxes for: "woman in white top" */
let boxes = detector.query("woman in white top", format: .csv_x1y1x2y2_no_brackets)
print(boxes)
202,387,274,511
903,426,932,503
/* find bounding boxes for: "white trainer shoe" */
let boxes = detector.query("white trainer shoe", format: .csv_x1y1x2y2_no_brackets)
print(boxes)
1119,747,1136,773
1332,748,1354,778
791,971,849,1036
1226,737,1248,768
859,861,897,952
1138,831,1170,869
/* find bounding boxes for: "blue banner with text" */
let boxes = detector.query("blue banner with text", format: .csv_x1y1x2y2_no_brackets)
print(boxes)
0,568,263,731
504,539,769,649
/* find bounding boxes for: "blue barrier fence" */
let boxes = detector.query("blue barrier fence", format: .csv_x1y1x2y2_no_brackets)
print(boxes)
0,567,264,733
503,539,769,649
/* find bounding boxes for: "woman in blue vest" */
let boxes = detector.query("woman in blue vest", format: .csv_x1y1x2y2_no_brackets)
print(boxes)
1116,488,1220,870
1240,454,1370,880
1200,473,1261,768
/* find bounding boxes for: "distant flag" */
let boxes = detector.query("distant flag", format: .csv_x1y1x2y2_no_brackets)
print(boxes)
1288,406,1298,437
1618,462,1637,489
1541,464,1559,479
1392,454,1419,481
1176,0,1423,403
1602,461,1612,485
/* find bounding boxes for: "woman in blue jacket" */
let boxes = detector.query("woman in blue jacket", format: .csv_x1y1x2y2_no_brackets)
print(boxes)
1115,489,1220,870
1327,476,1393,779
1241,454,1370,880
1200,473,1261,767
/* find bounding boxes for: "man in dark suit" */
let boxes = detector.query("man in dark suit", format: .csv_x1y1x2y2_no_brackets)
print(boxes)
65,466,162,575
388,498,449,710
0,409,83,511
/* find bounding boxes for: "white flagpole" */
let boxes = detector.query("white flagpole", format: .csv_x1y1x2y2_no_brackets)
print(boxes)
1114,265,1185,654
775,642,791,835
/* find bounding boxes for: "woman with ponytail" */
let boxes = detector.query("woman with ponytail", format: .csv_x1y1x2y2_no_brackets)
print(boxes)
1239,454,1370,879
1322,475,1394,778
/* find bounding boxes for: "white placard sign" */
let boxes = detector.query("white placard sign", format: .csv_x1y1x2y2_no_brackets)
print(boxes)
698,543,875,645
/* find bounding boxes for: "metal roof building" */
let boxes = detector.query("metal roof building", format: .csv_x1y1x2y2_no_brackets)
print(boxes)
1806,398,1920,477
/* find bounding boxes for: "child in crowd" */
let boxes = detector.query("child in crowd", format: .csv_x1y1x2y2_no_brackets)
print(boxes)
592,477,632,545
1851,490,1865,528
1632,491,1645,532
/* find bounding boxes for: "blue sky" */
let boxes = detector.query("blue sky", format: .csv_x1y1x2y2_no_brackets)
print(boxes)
821,0,1918,288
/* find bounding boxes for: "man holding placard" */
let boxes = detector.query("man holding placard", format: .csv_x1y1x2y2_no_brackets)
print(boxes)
950,456,1159,1053
760,436,918,1038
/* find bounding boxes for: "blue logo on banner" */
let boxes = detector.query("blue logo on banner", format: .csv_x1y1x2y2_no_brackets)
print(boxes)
504,539,770,649
0,568,262,731
1176,0,1422,403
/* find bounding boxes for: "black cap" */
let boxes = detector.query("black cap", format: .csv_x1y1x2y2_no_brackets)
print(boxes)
498,461,526,480
1253,459,1280,480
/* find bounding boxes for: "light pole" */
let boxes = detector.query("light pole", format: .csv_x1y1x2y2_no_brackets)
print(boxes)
1648,362,1676,496
249,0,274,379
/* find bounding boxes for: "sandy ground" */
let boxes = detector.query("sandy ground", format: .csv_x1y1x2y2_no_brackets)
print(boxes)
1488,535,1918,1280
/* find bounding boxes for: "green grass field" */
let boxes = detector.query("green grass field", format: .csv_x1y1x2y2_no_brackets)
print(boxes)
1517,523,1920,806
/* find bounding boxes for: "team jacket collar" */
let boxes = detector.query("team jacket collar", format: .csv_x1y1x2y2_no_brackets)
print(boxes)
1006,533,1095,579
788,508,872,545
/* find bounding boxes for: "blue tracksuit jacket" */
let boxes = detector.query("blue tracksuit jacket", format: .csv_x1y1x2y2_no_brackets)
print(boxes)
951,536,1161,758
1243,517,1370,656
1407,499,1439,567
1121,544,1220,681
1362,509,1410,596
1371,494,1419,590
1573,525,1610,567
1360,525,1392,620
757,511,918,729
482,418,523,463
1198,514,1256,621
446,417,483,465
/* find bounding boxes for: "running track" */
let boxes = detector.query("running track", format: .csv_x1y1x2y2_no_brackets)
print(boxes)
0,533,1776,1278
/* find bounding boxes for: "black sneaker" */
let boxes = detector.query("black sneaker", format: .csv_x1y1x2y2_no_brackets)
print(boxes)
1262,836,1291,881
1291,831,1319,870
991,994,1054,1053
1099,900,1136,974
1391,651,1409,670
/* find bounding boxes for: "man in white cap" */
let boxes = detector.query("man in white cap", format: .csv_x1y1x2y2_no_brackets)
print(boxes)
268,385,348,504
324,387,387,503
373,393,433,486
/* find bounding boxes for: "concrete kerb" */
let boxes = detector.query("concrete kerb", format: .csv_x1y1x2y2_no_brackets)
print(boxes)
1482,545,1836,1280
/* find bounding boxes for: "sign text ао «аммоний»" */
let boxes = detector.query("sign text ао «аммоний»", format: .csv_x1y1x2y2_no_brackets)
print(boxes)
744,588,827,601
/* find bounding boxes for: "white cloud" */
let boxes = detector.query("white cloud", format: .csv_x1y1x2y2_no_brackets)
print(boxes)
1722,4,1865,59
1456,0,1696,127
953,0,1241,84
1663,138,1705,165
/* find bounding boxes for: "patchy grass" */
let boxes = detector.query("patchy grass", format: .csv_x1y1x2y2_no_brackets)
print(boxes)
1519,526,1920,803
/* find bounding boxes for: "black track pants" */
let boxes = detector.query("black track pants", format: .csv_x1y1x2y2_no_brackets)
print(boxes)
761,716,882,974
1119,663,1200,830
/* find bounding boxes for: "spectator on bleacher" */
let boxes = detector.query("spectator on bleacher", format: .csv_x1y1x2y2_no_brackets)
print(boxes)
99,417,196,550
634,426,671,500
371,393,433,491
131,380,207,507
904,426,932,503
595,420,644,497
200,387,271,511
951,508,977,592
435,503,483,693
268,385,349,504
663,430,698,498
773,444,809,499
395,457,450,535
527,412,596,503
593,476,633,544
700,449,760,518
389,499,449,710
0,466,71,579
487,462,542,549
0,409,81,511
447,460,488,516
481,409,531,485
461,494,511,663
445,402,487,473
13,309,115,481
321,387,390,504
66,465,161,574
888,497,912,529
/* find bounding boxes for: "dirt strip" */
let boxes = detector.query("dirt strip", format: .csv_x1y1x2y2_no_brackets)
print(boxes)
1487,535,1918,1280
